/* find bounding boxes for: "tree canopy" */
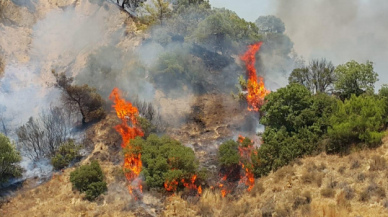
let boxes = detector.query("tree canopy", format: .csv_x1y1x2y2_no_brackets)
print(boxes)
128,134,202,190
0,133,22,184
52,71,106,125
289,59,336,94
334,60,378,100
255,15,285,34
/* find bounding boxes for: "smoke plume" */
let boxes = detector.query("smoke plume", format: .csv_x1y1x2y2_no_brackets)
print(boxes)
274,0,388,89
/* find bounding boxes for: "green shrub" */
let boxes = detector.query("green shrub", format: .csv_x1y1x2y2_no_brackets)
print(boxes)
256,84,337,177
327,94,387,153
51,140,81,170
218,140,240,168
0,133,22,184
70,160,107,200
128,134,203,190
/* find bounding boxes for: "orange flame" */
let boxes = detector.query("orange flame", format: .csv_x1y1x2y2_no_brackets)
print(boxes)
109,88,144,199
241,42,270,111
238,135,255,191
164,179,179,192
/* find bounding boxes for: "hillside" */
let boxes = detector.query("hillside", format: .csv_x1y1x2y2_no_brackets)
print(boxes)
1,0,388,217
2,111,388,217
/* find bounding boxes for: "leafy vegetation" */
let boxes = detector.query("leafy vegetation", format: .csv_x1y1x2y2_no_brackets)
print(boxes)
128,134,202,190
256,84,336,176
51,140,82,170
334,60,378,100
70,160,107,201
0,133,22,184
327,95,386,153
52,71,106,125
289,59,336,94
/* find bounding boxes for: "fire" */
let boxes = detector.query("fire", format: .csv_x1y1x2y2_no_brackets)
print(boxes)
164,175,202,196
109,88,144,199
241,42,270,111
238,135,255,191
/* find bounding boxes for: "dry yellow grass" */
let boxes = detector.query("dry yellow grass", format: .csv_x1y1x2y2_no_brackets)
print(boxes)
3,128,388,216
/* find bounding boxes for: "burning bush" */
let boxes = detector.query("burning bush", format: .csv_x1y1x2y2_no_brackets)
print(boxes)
51,140,82,170
128,134,203,193
0,133,22,184
70,160,107,201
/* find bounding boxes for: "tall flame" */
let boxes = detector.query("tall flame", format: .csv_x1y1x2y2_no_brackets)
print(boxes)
109,88,144,199
241,42,270,111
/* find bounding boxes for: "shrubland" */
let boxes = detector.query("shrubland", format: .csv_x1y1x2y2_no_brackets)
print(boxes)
0,133,22,184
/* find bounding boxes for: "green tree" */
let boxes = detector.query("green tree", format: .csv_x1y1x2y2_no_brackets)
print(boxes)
255,15,285,34
139,0,172,26
52,71,106,125
256,84,337,176
70,160,107,201
327,95,387,153
218,140,239,168
334,60,378,100
0,133,22,184
191,9,261,55
51,140,82,170
289,59,336,94
128,134,201,190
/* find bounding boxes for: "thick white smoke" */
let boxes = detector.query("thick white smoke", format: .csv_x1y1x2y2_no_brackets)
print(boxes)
274,0,388,89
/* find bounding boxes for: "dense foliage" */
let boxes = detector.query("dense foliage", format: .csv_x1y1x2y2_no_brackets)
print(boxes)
334,60,378,100
70,160,107,201
218,140,240,168
256,59,387,176
128,134,201,190
51,140,82,170
327,95,387,153
256,84,337,176
52,71,106,125
0,133,22,184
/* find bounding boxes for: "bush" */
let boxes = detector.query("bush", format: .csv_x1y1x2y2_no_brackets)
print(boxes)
51,140,81,170
70,160,107,200
327,95,386,153
128,134,202,190
218,140,240,168
257,85,336,177
0,133,22,184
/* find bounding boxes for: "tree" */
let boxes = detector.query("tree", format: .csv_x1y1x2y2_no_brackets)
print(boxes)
256,84,337,176
192,9,261,55
139,0,172,26
52,71,106,125
327,95,387,153
128,134,201,190
16,107,72,159
289,59,336,94
70,160,107,201
0,133,22,184
255,15,285,34
334,60,378,100
51,140,82,170
218,140,240,168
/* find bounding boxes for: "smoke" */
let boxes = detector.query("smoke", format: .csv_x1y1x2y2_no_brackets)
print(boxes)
274,0,388,89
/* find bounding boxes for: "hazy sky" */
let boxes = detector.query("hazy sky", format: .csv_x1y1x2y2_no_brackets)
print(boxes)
209,0,388,89
209,0,274,22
